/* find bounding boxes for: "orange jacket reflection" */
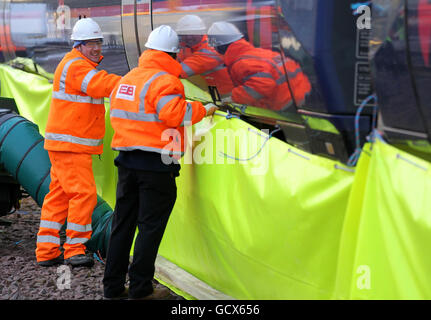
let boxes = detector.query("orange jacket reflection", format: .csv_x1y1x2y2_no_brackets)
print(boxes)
36,48,121,262
224,39,311,111
178,35,234,95
110,49,206,158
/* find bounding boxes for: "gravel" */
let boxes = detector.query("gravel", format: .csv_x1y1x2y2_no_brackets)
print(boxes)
0,196,184,300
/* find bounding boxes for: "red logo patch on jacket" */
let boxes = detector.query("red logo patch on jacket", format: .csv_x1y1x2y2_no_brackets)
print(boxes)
116,84,136,101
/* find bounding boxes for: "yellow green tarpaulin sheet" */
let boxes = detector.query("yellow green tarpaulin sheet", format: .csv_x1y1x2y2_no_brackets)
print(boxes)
2,63,431,299
334,140,431,299
157,115,354,299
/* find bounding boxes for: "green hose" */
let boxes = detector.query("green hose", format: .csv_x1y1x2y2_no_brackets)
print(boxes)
0,109,113,256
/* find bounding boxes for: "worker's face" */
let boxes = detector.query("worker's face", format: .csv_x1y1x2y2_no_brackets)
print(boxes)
77,39,103,63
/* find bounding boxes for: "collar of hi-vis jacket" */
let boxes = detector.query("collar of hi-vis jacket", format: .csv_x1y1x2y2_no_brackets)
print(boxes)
138,49,182,77
70,47,104,67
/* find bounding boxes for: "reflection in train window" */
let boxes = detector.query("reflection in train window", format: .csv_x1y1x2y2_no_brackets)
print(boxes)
5,0,127,75
150,0,311,114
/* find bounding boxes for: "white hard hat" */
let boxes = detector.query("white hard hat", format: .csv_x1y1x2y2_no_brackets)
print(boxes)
71,18,104,41
207,21,243,47
145,25,180,53
176,15,206,35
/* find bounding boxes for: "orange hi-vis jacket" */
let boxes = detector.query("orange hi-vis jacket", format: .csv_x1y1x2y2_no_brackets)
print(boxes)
178,35,234,95
44,48,121,154
110,49,206,158
224,39,311,111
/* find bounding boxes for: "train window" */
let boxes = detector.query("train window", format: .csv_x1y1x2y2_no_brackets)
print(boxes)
148,0,310,116
5,1,127,76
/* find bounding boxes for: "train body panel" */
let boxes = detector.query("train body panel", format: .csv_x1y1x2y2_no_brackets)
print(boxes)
370,0,431,159
1,0,430,162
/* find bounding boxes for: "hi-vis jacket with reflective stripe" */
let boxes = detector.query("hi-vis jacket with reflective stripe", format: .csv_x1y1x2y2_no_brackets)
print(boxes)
44,48,121,154
224,39,311,111
110,49,206,158
178,35,233,95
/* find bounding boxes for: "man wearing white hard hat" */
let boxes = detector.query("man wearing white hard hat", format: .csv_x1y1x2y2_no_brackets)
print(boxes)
176,14,233,96
103,25,217,300
207,21,311,111
35,18,121,268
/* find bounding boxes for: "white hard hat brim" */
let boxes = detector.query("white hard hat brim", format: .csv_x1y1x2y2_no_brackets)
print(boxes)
144,43,180,53
71,35,104,41
70,18,104,41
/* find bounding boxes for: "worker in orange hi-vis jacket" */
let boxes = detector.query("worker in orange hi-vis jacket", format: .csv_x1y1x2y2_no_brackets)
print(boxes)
208,21,311,112
35,18,121,268
176,15,234,96
103,25,217,300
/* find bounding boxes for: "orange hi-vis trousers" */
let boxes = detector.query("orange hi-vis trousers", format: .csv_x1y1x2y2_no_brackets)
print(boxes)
35,151,97,262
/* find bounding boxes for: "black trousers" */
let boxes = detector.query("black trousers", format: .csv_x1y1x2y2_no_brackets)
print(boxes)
103,165,177,298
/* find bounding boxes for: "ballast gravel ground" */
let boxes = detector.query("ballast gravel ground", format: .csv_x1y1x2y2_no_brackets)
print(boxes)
0,196,183,300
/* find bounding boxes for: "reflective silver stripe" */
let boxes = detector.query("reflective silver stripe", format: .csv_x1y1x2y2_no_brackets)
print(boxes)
55,56,103,104
196,48,214,55
67,222,92,233
272,56,285,71
181,102,193,126
81,69,99,94
113,145,184,156
110,109,161,122
243,85,264,100
111,71,168,122
286,68,302,80
52,91,104,104
39,220,62,230
37,235,60,245
276,77,286,85
59,57,82,91
45,132,103,147
156,94,182,114
139,71,168,108
201,64,226,76
181,62,195,77
196,49,223,62
242,72,274,83
275,68,302,86
233,55,284,78
65,237,89,245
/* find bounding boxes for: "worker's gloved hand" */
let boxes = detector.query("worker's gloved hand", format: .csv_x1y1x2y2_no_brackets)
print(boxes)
221,96,233,104
204,103,218,117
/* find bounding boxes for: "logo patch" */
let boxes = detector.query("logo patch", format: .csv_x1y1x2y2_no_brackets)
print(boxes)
116,84,136,101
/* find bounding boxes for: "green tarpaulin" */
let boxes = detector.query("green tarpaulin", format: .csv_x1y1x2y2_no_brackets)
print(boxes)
334,140,431,299
157,114,354,299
